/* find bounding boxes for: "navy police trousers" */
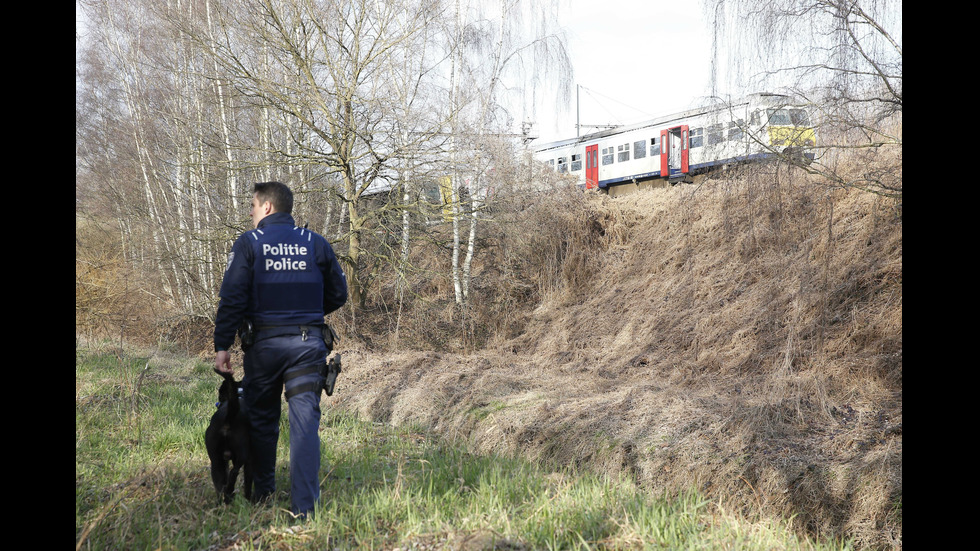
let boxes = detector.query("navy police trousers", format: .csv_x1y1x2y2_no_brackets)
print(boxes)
242,332,327,517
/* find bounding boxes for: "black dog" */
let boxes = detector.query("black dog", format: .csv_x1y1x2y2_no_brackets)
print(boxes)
204,370,252,504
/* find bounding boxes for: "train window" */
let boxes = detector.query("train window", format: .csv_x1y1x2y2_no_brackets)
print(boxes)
571,153,582,171
766,109,809,126
790,109,810,125
617,143,630,162
650,137,660,156
767,109,790,125
419,182,442,204
707,124,724,146
633,140,646,159
601,146,614,165
750,110,761,126
728,120,744,141
689,128,703,148
557,157,567,173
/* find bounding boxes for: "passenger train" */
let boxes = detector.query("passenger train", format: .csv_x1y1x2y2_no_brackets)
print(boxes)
533,93,816,191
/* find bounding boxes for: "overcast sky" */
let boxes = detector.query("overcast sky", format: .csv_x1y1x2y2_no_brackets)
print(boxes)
76,0,719,146
532,0,715,143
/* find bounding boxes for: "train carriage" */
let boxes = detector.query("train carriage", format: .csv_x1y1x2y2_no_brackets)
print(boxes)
533,93,816,191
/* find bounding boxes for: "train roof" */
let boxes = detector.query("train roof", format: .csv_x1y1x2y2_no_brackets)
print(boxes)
533,92,793,153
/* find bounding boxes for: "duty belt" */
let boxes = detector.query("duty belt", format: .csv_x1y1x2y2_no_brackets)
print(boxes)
239,320,338,352
255,325,327,343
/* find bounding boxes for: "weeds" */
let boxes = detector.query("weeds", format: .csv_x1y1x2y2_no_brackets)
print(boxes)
77,345,851,550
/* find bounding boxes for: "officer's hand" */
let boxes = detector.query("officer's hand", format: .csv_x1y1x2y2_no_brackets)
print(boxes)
215,350,233,375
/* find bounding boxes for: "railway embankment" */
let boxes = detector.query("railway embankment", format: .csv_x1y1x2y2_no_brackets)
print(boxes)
331,169,902,550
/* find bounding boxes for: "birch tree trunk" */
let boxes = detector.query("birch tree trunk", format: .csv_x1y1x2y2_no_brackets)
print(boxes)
102,2,186,306
449,0,465,305
447,0,572,304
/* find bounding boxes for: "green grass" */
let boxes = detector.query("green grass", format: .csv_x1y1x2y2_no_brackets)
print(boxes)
76,345,853,550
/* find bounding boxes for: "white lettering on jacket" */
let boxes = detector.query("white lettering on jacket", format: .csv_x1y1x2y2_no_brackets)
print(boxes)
262,243,308,271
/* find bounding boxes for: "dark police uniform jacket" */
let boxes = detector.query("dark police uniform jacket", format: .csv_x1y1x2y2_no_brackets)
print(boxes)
214,212,347,352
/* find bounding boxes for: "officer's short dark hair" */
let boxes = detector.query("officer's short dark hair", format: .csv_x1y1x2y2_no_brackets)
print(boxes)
253,181,293,214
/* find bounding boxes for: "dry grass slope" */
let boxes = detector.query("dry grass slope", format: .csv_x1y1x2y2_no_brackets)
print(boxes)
332,165,901,550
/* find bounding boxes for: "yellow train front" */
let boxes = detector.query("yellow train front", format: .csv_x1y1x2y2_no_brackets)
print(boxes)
760,105,816,167
534,93,817,191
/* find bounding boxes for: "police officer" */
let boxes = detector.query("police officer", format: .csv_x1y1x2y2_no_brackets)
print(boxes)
214,181,348,519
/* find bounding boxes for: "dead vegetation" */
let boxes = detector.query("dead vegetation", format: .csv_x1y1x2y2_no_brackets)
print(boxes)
76,149,900,548
331,162,902,550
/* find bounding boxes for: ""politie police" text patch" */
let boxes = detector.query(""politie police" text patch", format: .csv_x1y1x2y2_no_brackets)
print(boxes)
262,242,311,271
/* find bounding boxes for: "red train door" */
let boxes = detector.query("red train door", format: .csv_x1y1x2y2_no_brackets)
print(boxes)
679,126,689,174
661,125,689,178
585,143,598,189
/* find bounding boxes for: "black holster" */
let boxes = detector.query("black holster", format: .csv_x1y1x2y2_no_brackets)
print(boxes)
323,354,342,396
238,319,255,351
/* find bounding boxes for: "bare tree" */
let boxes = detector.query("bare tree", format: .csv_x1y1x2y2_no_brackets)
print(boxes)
77,0,575,344
445,0,573,305
177,0,453,309
79,0,199,312
706,0,901,198
78,0,300,340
